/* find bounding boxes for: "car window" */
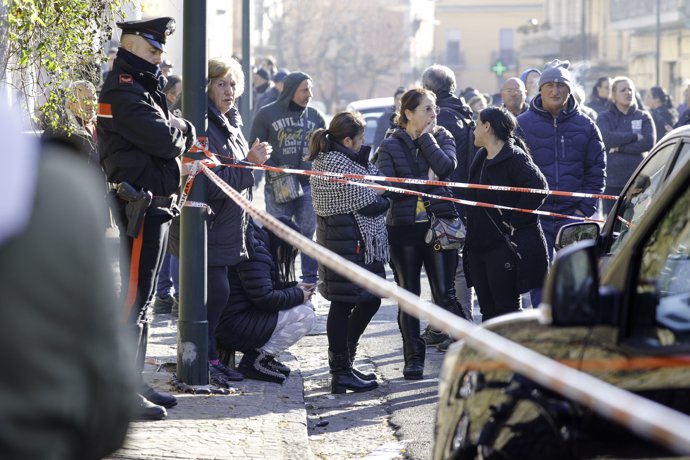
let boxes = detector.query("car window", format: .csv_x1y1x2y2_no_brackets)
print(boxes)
667,142,690,183
633,185,690,347
608,142,678,255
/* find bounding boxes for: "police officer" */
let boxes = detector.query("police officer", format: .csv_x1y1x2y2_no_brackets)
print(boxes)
97,17,196,420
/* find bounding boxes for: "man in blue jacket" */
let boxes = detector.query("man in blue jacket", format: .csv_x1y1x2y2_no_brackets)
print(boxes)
518,59,606,305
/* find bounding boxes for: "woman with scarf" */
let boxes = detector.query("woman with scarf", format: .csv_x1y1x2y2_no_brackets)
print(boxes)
308,111,389,394
465,106,548,320
204,57,272,386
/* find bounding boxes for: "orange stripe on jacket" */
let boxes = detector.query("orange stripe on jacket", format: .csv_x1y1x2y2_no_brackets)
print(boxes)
97,103,113,118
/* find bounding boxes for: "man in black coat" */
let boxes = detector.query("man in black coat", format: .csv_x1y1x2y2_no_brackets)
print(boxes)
421,64,476,341
97,17,195,420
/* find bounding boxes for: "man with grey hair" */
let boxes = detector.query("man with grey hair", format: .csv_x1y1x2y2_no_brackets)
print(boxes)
500,77,528,117
421,64,476,346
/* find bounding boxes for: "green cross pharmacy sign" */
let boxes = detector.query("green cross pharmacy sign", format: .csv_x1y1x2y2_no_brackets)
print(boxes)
491,60,508,77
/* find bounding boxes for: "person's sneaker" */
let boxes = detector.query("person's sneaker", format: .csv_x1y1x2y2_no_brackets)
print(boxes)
238,349,286,384
436,336,456,352
140,384,177,408
152,294,174,314
210,365,235,388
421,326,449,347
210,361,244,382
135,393,167,420
170,296,179,317
265,354,291,377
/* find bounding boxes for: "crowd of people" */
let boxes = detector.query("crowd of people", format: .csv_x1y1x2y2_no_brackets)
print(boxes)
27,16,690,457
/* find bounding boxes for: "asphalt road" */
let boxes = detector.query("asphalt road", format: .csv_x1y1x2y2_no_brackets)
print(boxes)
292,269,446,460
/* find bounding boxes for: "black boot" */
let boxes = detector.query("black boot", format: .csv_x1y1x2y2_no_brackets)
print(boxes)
329,351,378,394
348,343,376,381
399,311,425,380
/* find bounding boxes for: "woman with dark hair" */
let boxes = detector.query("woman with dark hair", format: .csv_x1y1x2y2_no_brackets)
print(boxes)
375,88,466,380
308,111,389,394
215,218,317,384
587,77,612,115
645,86,678,136
597,76,656,214
465,106,549,319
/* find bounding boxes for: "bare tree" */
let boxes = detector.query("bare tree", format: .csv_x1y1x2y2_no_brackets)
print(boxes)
263,0,408,111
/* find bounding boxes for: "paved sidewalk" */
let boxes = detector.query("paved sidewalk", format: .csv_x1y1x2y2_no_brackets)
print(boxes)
108,313,313,460
105,218,314,460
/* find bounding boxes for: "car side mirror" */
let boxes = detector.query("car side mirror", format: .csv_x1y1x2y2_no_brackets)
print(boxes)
555,222,600,250
541,240,600,326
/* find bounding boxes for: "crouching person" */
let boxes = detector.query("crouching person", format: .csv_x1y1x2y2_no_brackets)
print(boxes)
215,218,316,383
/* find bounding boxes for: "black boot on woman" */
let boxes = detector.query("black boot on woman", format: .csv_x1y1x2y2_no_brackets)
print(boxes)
399,312,425,380
348,343,377,381
328,351,378,394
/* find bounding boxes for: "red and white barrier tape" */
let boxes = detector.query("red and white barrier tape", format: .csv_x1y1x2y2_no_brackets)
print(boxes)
218,160,618,201
194,161,690,454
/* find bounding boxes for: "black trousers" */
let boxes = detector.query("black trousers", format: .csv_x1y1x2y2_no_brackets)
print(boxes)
389,244,461,342
327,299,381,355
466,243,519,322
116,209,171,374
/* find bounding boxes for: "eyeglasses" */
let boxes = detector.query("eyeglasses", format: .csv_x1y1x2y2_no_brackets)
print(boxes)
502,89,524,95
417,105,440,115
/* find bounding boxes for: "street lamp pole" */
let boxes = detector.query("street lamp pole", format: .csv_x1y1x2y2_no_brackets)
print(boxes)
656,0,661,86
178,0,209,385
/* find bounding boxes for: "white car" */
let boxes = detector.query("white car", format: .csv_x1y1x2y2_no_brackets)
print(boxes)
346,97,394,151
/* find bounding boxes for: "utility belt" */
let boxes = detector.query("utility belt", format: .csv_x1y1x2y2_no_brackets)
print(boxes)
108,182,177,237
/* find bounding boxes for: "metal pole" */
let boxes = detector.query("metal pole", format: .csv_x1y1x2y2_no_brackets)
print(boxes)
178,0,208,385
656,0,661,86
240,0,252,139
581,0,588,62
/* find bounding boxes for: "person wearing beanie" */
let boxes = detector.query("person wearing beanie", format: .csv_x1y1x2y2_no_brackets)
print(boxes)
517,58,606,306
250,71,326,284
254,68,290,113
520,67,541,103
251,67,275,118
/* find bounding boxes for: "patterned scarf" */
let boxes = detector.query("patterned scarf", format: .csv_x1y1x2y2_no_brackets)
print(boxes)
311,150,389,264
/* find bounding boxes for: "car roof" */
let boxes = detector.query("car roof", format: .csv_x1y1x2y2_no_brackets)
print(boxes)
346,97,394,113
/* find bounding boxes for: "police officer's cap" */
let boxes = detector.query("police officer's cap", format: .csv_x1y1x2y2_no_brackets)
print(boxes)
117,17,176,52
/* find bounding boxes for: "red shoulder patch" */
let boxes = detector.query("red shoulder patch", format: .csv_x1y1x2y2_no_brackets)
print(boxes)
119,74,133,85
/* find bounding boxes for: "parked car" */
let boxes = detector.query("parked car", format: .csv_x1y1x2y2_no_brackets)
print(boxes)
346,97,394,151
433,129,690,459
557,125,690,262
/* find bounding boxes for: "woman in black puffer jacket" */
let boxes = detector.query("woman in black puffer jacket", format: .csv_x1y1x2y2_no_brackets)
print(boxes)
465,106,549,320
375,88,466,380
215,220,316,384
309,111,389,394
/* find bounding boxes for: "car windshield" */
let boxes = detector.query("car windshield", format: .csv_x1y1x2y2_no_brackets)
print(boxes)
608,142,678,254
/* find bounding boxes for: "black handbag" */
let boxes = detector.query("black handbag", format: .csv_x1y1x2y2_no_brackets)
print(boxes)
425,213,466,251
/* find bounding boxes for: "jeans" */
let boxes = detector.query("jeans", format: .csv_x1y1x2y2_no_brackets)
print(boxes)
264,183,318,283
155,253,179,298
